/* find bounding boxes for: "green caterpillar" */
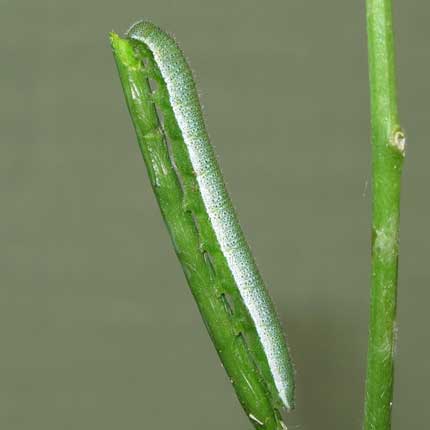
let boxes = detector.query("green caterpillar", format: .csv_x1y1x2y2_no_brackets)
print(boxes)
110,20,294,430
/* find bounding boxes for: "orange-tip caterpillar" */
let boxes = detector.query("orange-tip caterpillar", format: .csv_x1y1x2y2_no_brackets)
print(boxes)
110,20,295,430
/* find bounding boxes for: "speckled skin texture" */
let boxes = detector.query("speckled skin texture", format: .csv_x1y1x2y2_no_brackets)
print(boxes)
127,21,294,410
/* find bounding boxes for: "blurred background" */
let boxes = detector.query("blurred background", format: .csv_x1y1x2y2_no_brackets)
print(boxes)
1,1,428,429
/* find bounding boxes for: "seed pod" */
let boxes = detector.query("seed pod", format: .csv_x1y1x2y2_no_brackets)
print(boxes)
110,21,295,429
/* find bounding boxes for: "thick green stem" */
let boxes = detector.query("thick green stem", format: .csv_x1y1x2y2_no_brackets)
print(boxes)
364,1,405,430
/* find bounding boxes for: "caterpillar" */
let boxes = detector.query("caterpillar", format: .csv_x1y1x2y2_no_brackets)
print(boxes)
110,20,294,430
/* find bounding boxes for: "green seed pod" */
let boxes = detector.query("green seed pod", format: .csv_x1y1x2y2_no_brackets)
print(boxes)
110,20,294,430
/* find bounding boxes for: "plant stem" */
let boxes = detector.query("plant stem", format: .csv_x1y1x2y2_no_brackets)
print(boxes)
364,1,405,430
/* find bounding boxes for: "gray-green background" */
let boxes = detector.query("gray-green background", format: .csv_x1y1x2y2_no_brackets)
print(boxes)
1,1,428,429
